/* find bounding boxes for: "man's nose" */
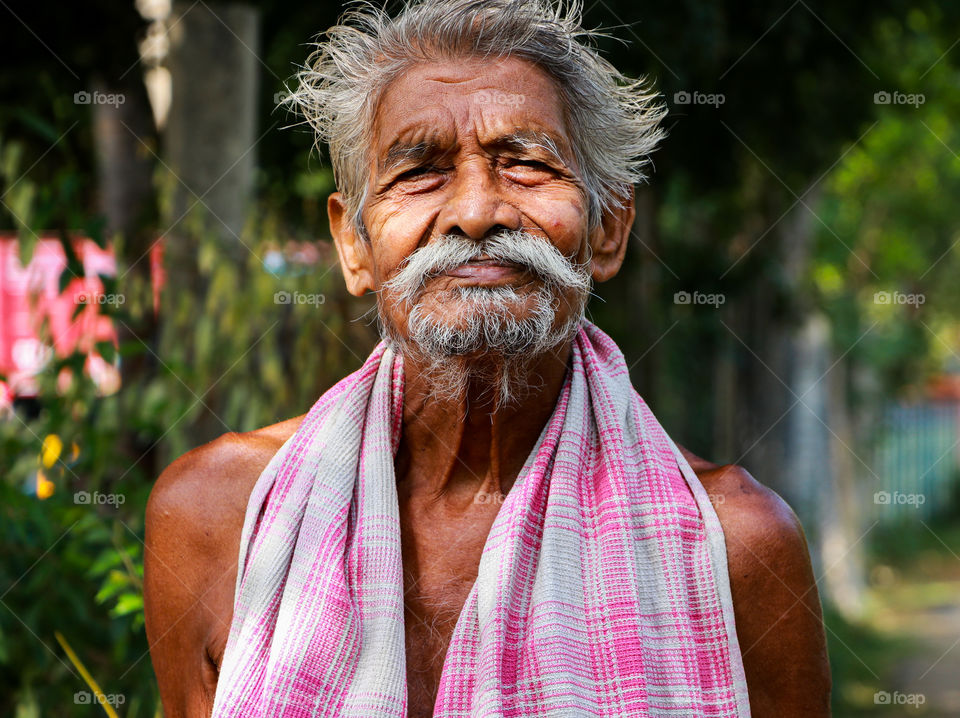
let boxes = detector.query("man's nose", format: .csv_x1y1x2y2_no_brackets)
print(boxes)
435,161,521,239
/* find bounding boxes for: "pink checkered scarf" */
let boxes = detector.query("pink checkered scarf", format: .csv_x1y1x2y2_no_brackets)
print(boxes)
211,322,750,717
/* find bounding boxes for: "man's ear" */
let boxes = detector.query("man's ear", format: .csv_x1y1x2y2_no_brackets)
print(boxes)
328,192,375,296
588,187,635,283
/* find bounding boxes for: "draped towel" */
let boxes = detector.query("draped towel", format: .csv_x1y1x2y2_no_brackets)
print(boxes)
211,321,751,717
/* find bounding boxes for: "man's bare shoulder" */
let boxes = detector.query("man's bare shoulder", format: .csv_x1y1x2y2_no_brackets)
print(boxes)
676,443,831,716
143,417,306,716
146,415,305,542
677,444,801,549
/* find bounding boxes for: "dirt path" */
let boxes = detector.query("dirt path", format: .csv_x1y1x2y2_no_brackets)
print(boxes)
885,581,960,716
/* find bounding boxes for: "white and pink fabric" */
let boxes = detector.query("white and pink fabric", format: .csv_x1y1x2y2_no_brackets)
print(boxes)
211,321,750,717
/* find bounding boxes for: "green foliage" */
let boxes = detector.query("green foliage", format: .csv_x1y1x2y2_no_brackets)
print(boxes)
0,134,376,715
0,135,156,716
811,4,960,398
0,466,157,716
150,203,377,461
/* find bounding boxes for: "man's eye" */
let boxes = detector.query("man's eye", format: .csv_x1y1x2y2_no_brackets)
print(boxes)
506,159,553,171
397,166,436,180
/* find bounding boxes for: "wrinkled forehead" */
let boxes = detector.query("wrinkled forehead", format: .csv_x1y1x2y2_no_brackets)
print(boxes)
369,56,576,167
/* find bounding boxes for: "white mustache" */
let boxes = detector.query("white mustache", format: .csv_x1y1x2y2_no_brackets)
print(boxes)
381,230,592,304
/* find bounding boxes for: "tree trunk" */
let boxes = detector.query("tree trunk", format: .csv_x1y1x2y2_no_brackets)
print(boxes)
92,74,161,478
164,1,260,279
161,2,261,449
92,77,155,245
820,356,868,617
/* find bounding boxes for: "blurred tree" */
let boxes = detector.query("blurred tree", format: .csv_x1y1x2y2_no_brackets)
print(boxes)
583,0,960,609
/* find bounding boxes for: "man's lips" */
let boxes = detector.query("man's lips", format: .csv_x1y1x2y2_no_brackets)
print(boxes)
441,258,526,280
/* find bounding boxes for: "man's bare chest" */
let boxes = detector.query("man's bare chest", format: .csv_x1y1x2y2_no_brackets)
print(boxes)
399,494,502,717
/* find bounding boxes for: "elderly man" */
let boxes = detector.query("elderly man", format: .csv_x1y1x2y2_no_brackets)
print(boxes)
144,1,830,716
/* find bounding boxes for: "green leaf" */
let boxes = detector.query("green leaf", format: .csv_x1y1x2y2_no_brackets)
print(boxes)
94,569,131,604
17,227,37,267
95,341,117,364
112,592,144,617
87,549,123,577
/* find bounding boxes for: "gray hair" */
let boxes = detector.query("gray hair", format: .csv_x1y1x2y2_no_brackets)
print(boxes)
284,0,667,232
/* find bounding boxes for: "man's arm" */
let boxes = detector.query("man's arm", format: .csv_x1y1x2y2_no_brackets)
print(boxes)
144,419,301,717
683,448,832,716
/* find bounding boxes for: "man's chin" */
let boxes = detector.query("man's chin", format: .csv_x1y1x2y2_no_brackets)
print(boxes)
420,298,538,329
378,281,586,363
378,290,583,406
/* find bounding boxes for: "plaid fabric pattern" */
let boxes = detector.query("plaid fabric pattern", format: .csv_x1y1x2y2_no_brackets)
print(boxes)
211,321,750,717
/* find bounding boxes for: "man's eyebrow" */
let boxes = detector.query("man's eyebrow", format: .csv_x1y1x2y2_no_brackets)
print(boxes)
379,139,443,173
378,131,570,174
486,130,566,163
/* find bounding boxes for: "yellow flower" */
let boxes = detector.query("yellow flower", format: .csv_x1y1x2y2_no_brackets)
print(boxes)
36,470,55,500
41,434,63,469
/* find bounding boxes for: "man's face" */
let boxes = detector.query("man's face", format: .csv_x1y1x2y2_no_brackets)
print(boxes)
330,55,628,360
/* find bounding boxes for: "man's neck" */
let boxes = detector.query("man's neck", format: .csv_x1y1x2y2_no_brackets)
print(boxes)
395,341,573,504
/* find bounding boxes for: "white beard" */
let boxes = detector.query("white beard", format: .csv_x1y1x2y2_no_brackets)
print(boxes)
377,230,592,407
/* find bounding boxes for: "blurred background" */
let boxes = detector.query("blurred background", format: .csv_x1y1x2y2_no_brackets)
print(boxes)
1,0,959,715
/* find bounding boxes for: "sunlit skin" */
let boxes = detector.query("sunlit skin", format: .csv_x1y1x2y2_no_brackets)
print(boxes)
144,56,831,718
